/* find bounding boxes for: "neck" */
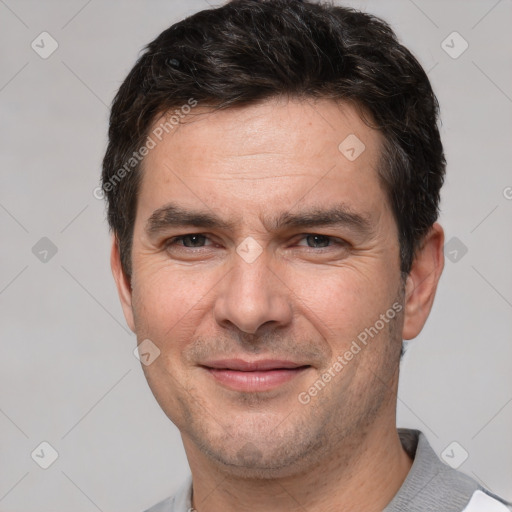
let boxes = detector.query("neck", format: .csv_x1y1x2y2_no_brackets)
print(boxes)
185,417,413,512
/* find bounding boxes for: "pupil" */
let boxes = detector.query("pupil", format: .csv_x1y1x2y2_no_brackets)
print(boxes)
184,234,204,247
308,235,329,248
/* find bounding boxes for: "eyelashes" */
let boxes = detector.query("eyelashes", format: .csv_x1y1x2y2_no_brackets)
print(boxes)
165,233,349,251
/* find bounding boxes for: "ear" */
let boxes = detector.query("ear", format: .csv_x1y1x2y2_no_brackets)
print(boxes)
110,235,136,333
402,222,445,340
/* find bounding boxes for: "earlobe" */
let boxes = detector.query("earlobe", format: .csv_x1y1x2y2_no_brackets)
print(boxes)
110,235,136,332
402,223,445,340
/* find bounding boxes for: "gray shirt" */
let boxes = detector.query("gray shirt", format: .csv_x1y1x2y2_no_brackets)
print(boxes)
143,429,511,512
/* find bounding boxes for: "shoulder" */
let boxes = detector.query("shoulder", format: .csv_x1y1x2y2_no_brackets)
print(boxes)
385,429,511,512
462,490,512,512
141,475,193,512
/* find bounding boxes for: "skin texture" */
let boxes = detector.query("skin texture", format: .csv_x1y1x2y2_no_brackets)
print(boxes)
111,97,445,511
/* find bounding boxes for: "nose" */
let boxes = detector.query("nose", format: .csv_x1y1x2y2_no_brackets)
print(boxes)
213,249,293,335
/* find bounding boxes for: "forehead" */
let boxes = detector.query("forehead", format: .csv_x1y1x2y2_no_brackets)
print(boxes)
137,97,388,226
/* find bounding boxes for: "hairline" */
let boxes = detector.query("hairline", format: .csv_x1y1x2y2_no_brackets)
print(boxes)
118,94,414,279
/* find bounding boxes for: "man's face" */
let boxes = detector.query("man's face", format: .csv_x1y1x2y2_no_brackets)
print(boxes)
117,98,407,477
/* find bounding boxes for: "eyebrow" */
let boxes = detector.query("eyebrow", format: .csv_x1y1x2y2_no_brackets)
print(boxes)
145,202,374,237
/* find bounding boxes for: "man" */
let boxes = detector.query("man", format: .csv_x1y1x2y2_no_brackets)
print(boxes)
101,0,511,510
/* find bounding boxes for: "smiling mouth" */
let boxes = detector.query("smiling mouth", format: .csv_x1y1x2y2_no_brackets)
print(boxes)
200,359,312,392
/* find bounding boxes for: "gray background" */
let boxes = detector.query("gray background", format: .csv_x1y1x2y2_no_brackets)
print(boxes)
0,0,511,510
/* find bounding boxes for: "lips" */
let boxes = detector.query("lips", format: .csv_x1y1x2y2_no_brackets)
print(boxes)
203,359,308,371
201,359,311,392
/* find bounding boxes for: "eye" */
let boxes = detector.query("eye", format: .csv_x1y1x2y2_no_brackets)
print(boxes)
296,234,346,249
166,234,212,248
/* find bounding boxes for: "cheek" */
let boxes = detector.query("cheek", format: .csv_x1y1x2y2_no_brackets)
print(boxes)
289,262,395,340
131,266,213,346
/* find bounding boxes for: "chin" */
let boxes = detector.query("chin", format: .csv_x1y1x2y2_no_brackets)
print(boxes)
191,427,329,480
